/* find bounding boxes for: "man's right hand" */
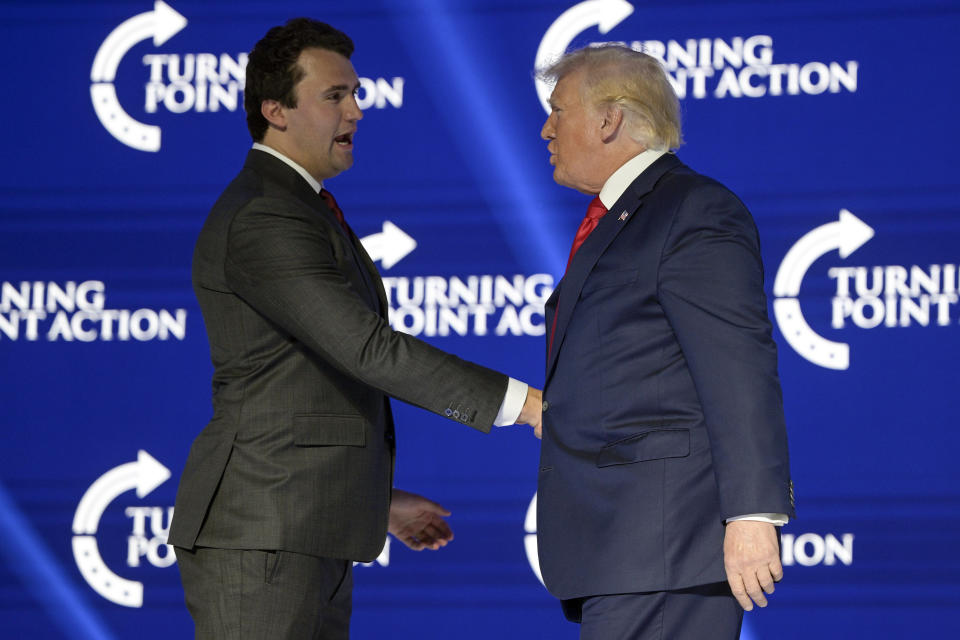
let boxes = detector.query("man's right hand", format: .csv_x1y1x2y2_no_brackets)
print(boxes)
516,387,543,438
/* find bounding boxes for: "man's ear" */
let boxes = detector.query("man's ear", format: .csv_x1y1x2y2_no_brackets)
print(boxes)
261,100,287,132
598,103,624,143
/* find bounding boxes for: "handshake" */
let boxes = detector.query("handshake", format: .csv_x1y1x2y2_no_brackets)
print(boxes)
390,385,543,551
517,386,543,439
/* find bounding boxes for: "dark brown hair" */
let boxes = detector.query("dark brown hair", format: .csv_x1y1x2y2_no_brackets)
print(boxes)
244,18,354,141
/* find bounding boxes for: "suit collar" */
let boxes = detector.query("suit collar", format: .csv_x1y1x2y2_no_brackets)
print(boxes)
619,152,682,204
544,153,684,382
244,149,322,213
598,149,668,209
251,142,322,193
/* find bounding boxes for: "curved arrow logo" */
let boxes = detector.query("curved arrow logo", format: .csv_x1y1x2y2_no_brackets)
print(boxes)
534,0,635,113
90,1,187,152
72,450,171,607
773,209,874,370
359,221,417,270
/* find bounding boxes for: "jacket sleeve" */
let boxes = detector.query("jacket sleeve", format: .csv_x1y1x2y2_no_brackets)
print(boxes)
222,196,508,431
657,181,794,519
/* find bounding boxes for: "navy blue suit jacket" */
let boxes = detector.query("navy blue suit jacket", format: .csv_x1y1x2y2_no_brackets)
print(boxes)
537,154,794,600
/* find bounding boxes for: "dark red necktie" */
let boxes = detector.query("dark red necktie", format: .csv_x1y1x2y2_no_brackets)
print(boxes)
319,188,351,234
548,196,608,358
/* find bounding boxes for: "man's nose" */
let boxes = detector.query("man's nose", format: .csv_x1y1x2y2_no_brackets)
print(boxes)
347,94,363,121
541,115,554,140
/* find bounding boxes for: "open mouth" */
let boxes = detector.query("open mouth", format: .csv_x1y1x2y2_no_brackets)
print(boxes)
335,132,353,146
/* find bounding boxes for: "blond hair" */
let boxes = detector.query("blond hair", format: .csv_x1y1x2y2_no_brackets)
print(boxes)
540,44,683,150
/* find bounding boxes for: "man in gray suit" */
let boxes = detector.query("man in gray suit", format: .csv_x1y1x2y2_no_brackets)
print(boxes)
168,18,542,639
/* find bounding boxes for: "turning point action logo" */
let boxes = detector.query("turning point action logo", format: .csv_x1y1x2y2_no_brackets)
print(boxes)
72,450,173,607
90,1,188,152
535,0,859,112
359,222,552,339
773,210,873,370
71,449,392,608
91,1,405,152
773,210,960,370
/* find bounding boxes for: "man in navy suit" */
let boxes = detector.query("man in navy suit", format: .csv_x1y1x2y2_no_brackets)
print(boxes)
535,44,794,639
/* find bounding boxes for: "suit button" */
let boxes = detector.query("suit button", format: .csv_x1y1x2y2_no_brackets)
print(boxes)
445,408,453,417
542,400,550,412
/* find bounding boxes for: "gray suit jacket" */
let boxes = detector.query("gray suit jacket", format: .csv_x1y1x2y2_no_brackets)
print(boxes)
168,150,507,562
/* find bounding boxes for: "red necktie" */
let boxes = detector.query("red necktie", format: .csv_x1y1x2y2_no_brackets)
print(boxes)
565,196,608,269
548,196,608,358
319,188,351,234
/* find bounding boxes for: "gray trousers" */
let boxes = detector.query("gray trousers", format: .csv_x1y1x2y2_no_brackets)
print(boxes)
175,546,353,640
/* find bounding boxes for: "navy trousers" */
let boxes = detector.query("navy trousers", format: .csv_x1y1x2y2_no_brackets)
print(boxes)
564,582,744,640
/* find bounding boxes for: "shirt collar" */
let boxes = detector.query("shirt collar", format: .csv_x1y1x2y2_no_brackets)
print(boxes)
252,142,323,193
598,149,668,210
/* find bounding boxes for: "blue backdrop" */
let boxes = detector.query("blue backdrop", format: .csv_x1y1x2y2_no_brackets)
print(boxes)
2,1,959,638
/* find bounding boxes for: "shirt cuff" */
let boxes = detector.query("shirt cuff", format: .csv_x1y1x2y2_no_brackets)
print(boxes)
725,513,789,526
493,378,528,426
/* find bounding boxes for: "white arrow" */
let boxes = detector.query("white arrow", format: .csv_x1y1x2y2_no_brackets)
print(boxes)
772,210,873,371
72,450,170,608
360,221,417,270
90,1,187,152
72,449,170,535
91,1,187,82
534,0,635,113
773,209,874,298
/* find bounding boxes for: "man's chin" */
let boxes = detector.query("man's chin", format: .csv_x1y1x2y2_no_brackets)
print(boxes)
553,169,576,190
332,153,355,174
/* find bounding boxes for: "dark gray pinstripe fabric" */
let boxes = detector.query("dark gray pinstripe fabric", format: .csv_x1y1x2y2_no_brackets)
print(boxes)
168,150,507,562
176,547,352,639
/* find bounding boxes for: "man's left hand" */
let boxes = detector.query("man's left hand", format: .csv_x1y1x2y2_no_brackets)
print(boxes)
388,488,454,551
723,520,783,611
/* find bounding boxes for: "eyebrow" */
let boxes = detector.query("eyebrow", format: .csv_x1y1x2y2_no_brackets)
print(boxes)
324,82,361,94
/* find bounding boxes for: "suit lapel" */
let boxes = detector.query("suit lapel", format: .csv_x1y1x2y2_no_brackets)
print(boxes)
545,154,682,384
326,213,385,316
246,150,387,316
307,187,384,315
349,230,389,315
